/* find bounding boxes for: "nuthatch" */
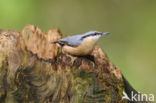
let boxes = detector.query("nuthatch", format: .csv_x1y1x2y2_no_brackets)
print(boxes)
52,31,110,56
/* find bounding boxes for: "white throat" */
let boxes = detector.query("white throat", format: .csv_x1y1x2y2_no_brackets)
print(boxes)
87,35,101,41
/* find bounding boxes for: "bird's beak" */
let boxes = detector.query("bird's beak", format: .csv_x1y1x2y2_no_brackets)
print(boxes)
102,32,110,36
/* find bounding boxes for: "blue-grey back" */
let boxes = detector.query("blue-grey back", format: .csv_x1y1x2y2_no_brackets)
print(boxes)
59,34,84,46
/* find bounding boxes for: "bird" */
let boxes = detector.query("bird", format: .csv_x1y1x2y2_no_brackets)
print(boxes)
52,31,110,56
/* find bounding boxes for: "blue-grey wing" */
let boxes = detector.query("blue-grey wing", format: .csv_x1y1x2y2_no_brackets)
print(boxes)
58,35,84,47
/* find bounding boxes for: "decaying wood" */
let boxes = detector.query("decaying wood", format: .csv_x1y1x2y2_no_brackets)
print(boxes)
0,25,150,103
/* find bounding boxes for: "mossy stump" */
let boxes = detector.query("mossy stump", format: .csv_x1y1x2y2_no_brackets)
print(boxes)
0,25,147,103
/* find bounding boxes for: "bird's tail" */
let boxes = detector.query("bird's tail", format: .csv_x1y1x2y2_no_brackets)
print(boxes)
51,41,65,47
51,41,58,44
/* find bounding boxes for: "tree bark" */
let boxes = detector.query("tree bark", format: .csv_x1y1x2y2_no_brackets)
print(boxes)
0,25,151,103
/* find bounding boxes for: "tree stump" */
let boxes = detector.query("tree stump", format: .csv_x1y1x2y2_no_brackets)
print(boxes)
0,25,150,103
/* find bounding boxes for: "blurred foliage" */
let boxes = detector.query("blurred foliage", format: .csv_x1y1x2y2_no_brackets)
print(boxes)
0,0,156,95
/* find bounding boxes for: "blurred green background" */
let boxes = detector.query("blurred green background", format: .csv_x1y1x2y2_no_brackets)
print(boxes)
0,0,156,96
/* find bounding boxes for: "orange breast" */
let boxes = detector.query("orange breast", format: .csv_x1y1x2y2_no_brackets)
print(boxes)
62,38,97,56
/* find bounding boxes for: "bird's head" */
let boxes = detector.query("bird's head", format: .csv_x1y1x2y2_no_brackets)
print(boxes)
81,31,110,41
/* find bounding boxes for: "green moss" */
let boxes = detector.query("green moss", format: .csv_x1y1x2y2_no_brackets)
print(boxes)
70,69,93,103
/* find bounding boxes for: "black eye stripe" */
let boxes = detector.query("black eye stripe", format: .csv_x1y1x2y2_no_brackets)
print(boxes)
81,33,101,40
95,33,101,35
